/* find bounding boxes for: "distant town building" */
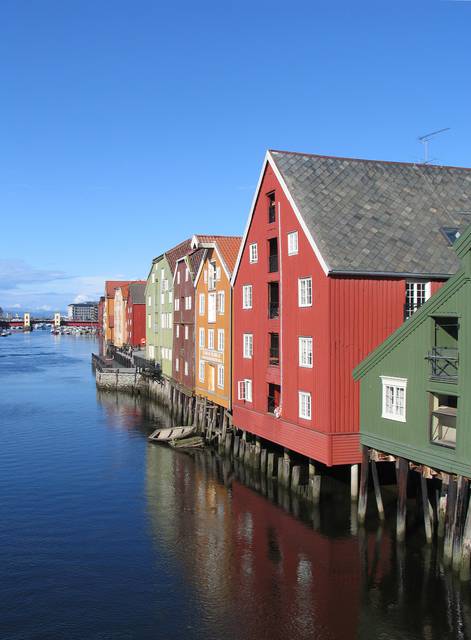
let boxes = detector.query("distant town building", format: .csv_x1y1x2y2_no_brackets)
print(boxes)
67,302,99,322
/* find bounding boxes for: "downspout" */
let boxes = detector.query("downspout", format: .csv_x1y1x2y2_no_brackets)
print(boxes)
278,201,283,413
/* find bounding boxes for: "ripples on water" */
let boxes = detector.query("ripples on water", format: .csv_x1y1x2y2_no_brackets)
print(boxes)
0,332,470,640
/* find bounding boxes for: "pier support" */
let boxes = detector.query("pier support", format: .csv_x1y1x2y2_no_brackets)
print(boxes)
420,475,433,544
396,457,409,542
351,464,359,501
460,494,471,580
453,476,469,571
444,476,457,562
358,446,369,524
371,460,385,521
308,459,321,505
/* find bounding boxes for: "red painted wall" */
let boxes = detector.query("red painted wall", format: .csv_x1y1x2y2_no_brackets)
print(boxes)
172,260,196,391
232,162,447,466
127,302,145,346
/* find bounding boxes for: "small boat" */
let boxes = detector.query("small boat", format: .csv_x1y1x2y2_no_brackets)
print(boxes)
148,425,196,443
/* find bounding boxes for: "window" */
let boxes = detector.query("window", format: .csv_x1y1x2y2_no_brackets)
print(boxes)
184,361,189,376
161,268,165,281
174,298,180,311
199,360,205,382
208,292,217,323
243,333,253,358
148,315,152,329
208,329,215,350
177,271,180,285
238,379,253,402
185,296,192,310
218,329,224,352
175,358,179,372
204,269,207,283
161,293,165,305
199,328,205,348
288,231,298,256
184,325,189,340
208,261,217,290
176,324,180,338
268,383,281,414
441,227,461,245
381,376,407,422
243,285,253,309
217,291,225,314
249,243,258,263
217,365,224,388
168,291,173,304
269,333,279,366
268,282,279,319
185,267,189,281
299,337,313,368
268,238,278,273
151,273,155,284
268,192,276,223
298,277,312,307
148,296,152,306
405,281,431,319
299,391,312,420
199,293,205,316
430,393,457,448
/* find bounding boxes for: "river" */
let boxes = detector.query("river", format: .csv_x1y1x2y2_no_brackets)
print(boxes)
0,332,470,640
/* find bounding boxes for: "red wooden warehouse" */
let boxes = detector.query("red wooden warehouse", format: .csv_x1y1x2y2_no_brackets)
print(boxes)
126,282,146,347
231,150,471,468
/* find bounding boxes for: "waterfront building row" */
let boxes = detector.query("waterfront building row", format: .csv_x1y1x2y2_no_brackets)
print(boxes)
99,149,471,484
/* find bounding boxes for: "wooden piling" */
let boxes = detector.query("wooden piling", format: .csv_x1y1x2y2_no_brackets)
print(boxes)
452,476,469,571
444,476,457,562
308,460,321,505
233,435,240,458
420,475,433,544
396,456,409,542
351,464,359,502
460,494,471,580
260,449,267,475
358,446,369,524
438,475,449,538
371,460,385,521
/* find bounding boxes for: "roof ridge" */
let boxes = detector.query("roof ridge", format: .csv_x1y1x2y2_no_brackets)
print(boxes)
269,149,471,172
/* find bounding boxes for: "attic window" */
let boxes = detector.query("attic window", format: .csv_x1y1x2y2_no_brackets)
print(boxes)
441,227,461,245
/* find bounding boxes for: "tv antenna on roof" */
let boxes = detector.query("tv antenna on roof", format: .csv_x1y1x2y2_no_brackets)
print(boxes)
418,127,450,164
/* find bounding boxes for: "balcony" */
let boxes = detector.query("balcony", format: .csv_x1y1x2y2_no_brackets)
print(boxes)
426,347,459,383
268,282,279,320
269,333,279,366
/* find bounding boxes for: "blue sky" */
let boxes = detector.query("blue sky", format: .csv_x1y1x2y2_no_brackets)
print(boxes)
1,0,470,311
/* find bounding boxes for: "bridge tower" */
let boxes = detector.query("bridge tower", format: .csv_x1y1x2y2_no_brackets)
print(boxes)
23,313,31,332
54,313,61,328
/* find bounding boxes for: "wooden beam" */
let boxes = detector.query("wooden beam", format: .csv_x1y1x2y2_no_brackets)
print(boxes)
460,494,471,581
453,476,469,571
358,446,369,524
420,475,433,544
396,457,409,542
371,460,385,521
444,476,457,563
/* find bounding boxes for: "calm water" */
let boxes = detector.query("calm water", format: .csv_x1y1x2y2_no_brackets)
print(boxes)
1,332,470,640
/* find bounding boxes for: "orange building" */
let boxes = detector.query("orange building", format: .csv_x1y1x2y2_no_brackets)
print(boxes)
194,236,241,409
103,281,131,344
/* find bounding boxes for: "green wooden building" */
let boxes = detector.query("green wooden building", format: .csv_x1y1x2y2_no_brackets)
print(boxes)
354,225,471,478
144,239,191,379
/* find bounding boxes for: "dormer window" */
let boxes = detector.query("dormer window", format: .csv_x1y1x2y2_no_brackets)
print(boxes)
268,192,276,224
440,227,461,245
405,281,431,319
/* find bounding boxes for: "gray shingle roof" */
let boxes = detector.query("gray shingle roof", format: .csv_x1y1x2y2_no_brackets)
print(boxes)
270,150,471,276
128,282,146,304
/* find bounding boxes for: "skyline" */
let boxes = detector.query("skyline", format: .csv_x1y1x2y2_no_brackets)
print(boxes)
1,0,471,309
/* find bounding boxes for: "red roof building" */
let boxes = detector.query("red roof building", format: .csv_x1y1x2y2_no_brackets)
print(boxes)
231,150,471,466
126,282,147,347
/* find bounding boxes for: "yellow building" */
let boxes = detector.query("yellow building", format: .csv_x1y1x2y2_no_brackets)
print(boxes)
194,236,241,410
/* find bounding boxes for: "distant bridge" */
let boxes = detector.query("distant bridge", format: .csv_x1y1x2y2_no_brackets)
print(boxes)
0,313,98,330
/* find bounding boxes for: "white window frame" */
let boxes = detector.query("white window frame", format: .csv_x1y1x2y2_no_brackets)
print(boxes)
249,243,258,264
177,271,180,285
199,293,205,316
298,277,312,307
217,291,225,314
199,327,205,348
208,328,215,350
381,376,407,422
217,365,224,389
242,285,253,309
148,295,152,306
161,292,165,305
176,324,180,338
175,358,179,372
405,281,431,318
298,391,312,420
185,267,189,282
184,361,189,376
184,325,189,340
147,315,152,329
217,329,224,352
243,333,253,359
238,379,252,402
299,337,313,368
208,292,217,323
199,360,205,382
174,298,180,311
288,231,298,256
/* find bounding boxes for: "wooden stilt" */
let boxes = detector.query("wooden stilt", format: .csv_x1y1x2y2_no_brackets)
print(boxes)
358,446,369,524
420,475,433,544
371,460,385,520
444,476,457,563
453,476,469,571
396,457,409,542
460,494,471,580
351,464,359,502
308,460,321,505
438,475,449,538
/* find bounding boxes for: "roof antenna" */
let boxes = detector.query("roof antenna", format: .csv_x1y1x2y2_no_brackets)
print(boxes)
418,127,450,164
